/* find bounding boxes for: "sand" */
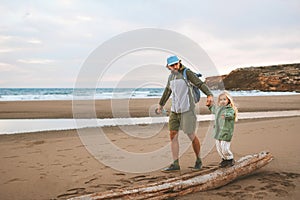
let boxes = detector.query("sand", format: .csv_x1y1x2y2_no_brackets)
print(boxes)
0,95,299,200
0,95,299,119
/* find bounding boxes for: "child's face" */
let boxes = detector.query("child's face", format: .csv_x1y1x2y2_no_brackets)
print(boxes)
219,94,229,106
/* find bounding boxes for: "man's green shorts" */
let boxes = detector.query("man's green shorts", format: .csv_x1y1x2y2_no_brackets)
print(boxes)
168,109,197,134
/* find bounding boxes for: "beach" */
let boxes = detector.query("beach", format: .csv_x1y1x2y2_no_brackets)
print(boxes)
0,95,299,200
0,95,299,119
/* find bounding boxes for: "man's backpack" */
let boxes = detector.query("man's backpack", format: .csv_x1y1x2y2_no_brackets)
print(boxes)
183,68,202,103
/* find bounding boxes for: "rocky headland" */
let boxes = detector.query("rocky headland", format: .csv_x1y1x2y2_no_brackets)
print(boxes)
205,63,300,92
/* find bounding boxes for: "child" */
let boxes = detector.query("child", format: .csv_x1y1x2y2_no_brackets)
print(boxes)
207,91,238,167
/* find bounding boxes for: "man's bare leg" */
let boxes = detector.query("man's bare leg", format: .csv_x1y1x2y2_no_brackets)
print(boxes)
170,130,179,162
188,133,202,170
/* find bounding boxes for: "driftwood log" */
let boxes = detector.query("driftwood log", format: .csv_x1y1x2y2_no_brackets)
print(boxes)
69,151,273,200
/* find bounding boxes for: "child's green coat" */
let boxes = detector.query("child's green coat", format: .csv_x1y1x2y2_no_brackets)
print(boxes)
209,105,235,141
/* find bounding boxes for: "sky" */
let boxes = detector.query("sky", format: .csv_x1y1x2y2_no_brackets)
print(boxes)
0,0,300,88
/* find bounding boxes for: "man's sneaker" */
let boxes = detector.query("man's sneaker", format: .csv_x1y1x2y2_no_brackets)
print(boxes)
192,159,202,171
161,164,180,173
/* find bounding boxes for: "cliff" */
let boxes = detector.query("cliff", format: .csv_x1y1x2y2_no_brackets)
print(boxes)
205,63,300,92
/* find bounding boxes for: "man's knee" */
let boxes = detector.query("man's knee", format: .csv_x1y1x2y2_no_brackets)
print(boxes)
170,130,178,140
188,133,198,142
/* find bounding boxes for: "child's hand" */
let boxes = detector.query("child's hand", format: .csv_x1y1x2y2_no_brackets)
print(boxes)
221,114,225,119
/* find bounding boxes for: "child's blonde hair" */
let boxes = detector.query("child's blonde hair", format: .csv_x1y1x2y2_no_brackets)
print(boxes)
218,91,238,122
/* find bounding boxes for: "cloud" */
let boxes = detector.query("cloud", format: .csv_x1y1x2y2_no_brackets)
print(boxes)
0,48,16,53
175,17,300,75
76,15,93,21
27,39,42,44
1,0,300,87
0,62,18,72
17,59,55,64
0,34,43,55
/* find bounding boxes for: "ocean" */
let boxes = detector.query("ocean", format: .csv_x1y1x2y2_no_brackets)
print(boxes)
0,88,298,101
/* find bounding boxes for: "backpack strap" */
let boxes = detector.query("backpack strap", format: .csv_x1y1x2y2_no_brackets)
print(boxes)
182,68,202,103
182,68,191,86
183,68,202,81
183,68,188,80
182,68,194,98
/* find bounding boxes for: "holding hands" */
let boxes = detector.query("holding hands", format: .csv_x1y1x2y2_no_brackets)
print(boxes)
206,95,214,107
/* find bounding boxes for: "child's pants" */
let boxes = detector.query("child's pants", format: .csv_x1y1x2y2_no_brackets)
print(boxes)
215,140,234,160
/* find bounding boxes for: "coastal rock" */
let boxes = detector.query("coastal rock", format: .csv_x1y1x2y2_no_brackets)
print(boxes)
205,63,300,92
205,75,226,90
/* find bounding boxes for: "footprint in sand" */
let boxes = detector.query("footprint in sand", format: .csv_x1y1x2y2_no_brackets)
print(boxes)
3,155,19,159
216,191,232,197
283,172,300,179
244,185,256,191
280,181,296,189
257,171,300,197
28,150,42,154
253,191,268,199
114,172,126,176
4,178,27,184
270,188,289,197
225,184,242,190
84,177,98,184
119,179,133,184
127,174,167,183
265,183,277,188
26,140,45,147
90,183,121,190
232,191,253,199
57,148,73,152
57,188,86,199
130,175,147,181
51,162,62,166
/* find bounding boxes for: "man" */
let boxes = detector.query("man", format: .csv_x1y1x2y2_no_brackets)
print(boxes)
157,55,214,172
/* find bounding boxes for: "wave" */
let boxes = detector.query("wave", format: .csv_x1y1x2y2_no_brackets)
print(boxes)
0,88,298,101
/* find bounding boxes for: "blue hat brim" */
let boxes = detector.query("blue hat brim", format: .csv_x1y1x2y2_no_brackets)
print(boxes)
168,60,179,66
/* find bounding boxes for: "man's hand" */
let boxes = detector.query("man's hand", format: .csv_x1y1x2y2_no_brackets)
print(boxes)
155,105,163,115
206,95,214,107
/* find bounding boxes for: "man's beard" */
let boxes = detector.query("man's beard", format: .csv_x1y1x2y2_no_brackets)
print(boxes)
171,70,179,75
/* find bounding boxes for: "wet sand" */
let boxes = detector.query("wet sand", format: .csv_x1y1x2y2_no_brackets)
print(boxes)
0,95,299,200
0,95,299,119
